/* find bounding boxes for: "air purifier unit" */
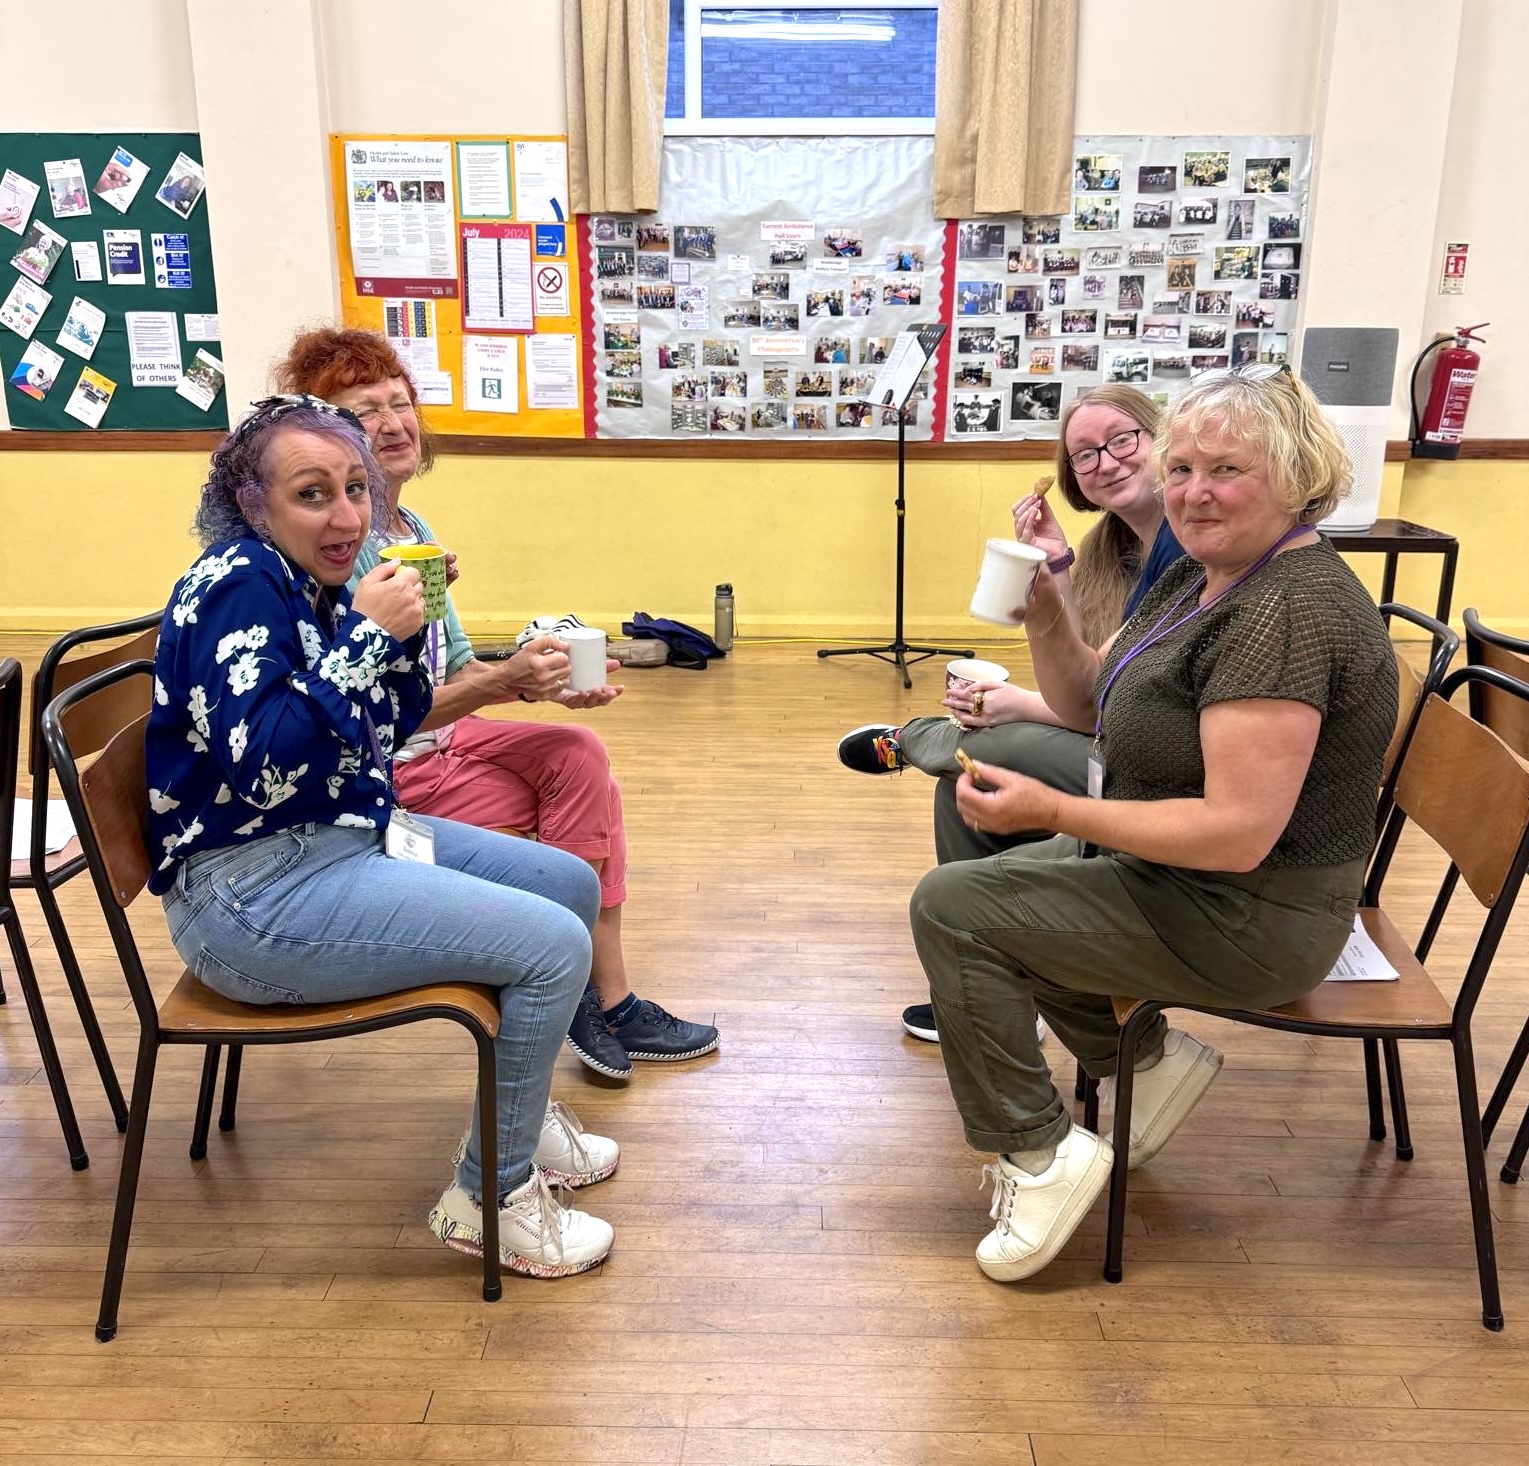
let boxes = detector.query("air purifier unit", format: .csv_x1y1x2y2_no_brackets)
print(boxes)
1302,327,1399,533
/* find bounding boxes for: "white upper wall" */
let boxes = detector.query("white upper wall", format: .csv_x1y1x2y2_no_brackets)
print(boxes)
1421,0,1527,436
320,0,567,134
0,0,196,131
1075,0,1326,135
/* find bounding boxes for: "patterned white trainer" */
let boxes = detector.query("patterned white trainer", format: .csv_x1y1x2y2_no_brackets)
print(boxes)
1097,1029,1224,1171
536,1100,620,1188
428,1171,613,1278
451,1099,619,1189
975,1127,1113,1283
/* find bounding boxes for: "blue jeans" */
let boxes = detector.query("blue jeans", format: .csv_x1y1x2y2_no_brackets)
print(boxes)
162,818,601,1200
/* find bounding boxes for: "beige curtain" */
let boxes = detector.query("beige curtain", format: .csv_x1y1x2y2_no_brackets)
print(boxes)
933,0,1080,219
565,0,670,215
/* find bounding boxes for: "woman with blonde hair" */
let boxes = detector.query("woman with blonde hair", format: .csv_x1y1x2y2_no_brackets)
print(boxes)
911,366,1396,1282
837,385,1183,1042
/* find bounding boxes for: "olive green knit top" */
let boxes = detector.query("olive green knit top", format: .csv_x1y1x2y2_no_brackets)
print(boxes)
1095,539,1398,867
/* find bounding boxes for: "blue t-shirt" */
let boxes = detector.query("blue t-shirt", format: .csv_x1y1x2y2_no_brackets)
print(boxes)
145,538,433,894
1121,518,1185,622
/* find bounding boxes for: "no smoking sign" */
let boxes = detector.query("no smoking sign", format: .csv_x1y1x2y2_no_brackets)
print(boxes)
534,261,569,317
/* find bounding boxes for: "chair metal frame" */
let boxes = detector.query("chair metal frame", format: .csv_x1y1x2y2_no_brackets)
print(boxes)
0,658,89,1166
1099,666,1529,1332
12,612,161,1166
43,661,505,1340
1463,609,1529,1184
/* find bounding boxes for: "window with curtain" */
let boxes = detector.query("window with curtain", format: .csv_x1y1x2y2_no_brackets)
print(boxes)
665,1,938,134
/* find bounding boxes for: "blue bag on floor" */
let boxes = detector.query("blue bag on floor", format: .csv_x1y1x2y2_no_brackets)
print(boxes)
621,612,726,671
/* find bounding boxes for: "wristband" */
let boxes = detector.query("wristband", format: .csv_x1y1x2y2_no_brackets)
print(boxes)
1047,548,1076,574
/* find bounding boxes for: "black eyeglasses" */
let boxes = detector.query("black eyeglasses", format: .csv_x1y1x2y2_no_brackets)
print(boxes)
1067,426,1146,474
231,393,363,446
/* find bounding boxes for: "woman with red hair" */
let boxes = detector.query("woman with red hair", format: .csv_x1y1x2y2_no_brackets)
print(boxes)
275,327,718,1080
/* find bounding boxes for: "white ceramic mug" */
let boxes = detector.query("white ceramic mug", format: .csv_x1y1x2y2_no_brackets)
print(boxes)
561,626,608,692
969,539,1048,625
945,658,1011,693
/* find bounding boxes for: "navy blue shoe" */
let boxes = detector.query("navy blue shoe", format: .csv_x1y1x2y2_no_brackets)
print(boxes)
565,986,633,1079
609,998,719,1062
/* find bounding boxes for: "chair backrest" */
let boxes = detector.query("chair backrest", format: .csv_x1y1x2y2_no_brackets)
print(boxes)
29,613,160,778
1370,666,1529,1029
0,660,21,903
1377,603,1458,828
41,662,159,1030
1464,607,1529,762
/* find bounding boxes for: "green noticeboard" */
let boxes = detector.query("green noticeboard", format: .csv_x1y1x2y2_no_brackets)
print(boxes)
0,131,226,431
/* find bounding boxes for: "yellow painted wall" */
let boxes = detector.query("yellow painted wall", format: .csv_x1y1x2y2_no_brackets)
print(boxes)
2,451,1522,642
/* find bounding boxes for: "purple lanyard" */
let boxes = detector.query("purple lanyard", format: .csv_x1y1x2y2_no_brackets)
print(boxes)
1093,525,1309,739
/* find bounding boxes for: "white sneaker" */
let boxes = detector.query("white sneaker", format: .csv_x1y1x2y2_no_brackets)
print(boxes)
451,1099,619,1189
1097,1029,1223,1171
536,1100,619,1188
428,1172,613,1278
976,1128,1113,1282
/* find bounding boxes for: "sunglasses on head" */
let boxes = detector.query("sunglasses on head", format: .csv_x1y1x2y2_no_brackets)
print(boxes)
1191,361,1293,384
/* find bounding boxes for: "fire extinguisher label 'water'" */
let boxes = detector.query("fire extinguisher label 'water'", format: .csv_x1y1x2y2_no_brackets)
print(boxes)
1425,367,1478,442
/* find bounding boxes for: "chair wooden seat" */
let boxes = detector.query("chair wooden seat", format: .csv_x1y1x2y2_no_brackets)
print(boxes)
1111,909,1453,1034
158,969,502,1041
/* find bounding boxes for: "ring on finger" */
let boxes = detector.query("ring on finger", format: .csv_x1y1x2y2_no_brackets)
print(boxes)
972,690,985,715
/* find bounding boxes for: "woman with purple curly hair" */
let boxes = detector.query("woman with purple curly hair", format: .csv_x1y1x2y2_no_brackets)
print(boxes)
146,395,618,1278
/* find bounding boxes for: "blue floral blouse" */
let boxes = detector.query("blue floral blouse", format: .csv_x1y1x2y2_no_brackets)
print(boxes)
145,538,433,894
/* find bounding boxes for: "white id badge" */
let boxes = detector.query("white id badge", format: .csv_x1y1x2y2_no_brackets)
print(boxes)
1087,755,1105,800
384,809,436,864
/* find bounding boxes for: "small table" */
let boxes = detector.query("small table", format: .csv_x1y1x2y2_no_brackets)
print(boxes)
1324,518,1459,624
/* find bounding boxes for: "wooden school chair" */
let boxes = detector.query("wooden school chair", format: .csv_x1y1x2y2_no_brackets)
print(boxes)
1462,609,1529,1183
1101,666,1529,1332
42,661,507,1341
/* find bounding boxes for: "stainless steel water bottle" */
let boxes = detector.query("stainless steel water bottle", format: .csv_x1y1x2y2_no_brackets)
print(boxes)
713,583,734,653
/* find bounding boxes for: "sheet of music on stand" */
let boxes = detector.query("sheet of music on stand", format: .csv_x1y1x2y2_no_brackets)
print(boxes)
1323,914,1399,982
859,324,947,410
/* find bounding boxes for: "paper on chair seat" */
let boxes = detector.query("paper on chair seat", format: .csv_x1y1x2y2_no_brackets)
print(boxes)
9,800,76,862
1324,913,1399,982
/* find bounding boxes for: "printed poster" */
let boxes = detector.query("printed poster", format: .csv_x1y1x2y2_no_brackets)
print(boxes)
525,333,578,409
104,229,145,285
57,297,106,360
124,310,183,385
0,276,51,339
155,153,206,220
463,335,519,413
175,349,226,411
460,222,533,332
71,240,102,282
151,231,193,289
10,220,67,286
456,143,511,218
383,297,440,378
344,140,458,297
512,139,569,223
7,339,65,400
0,169,40,234
93,147,150,213
64,366,116,427
44,159,90,218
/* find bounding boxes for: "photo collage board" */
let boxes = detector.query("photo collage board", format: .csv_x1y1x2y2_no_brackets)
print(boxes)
586,134,1308,442
948,134,1310,440
590,134,947,439
0,131,223,431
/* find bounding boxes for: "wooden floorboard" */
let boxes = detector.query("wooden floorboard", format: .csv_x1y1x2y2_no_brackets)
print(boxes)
2,632,1528,1465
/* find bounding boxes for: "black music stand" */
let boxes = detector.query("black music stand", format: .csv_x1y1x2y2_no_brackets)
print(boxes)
817,325,972,688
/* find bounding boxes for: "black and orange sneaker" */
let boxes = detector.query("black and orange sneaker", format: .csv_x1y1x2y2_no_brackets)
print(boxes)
837,724,904,775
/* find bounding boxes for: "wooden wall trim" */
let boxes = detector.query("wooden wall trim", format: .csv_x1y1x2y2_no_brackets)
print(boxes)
1,431,1525,461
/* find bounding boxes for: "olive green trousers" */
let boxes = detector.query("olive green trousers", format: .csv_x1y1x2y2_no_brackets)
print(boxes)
909,835,1363,1155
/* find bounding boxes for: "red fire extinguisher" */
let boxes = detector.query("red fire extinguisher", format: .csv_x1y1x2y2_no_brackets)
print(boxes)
1410,323,1488,460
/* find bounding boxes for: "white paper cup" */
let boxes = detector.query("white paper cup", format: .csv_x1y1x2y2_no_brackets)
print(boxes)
562,626,608,692
945,658,1011,692
969,539,1048,625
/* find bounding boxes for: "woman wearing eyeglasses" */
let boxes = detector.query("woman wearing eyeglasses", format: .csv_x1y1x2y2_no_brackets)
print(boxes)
148,397,619,1276
838,386,1183,1041
906,368,1397,1282
275,329,718,1082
